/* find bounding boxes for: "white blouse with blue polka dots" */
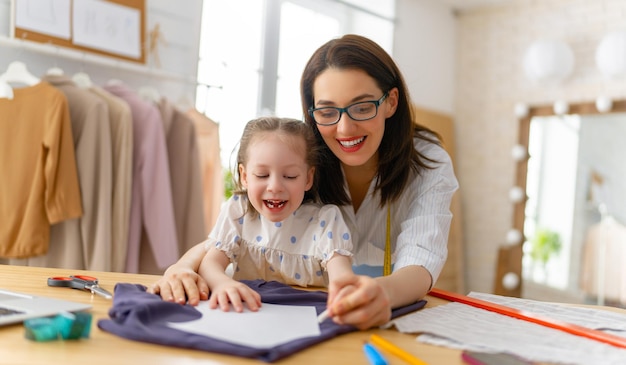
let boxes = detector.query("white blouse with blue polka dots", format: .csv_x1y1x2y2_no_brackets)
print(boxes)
204,195,353,287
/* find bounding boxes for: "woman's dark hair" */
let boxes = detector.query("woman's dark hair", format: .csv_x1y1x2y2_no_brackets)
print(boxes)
300,34,441,207
232,116,319,217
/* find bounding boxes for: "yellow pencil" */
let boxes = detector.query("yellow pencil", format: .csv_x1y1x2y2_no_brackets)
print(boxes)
370,334,429,365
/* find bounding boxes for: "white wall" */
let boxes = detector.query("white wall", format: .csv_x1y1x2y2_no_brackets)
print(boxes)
393,0,457,115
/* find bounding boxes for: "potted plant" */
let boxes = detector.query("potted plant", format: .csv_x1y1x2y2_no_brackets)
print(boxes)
530,227,562,281
223,168,235,200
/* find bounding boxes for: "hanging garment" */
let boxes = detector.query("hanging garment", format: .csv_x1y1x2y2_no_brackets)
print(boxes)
158,99,206,253
89,86,134,272
186,108,223,233
98,280,426,362
104,82,178,273
0,82,82,258
11,75,114,271
580,218,626,304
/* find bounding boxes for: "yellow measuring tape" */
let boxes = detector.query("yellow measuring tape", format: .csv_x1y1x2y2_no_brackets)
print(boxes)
383,205,391,276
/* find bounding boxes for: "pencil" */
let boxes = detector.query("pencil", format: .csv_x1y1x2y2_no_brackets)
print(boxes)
364,342,388,365
370,334,429,365
317,308,330,323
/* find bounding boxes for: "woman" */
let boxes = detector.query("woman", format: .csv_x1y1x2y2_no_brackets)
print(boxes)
149,34,458,330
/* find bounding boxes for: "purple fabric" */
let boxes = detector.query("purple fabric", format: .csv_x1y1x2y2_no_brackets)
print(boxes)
97,281,426,362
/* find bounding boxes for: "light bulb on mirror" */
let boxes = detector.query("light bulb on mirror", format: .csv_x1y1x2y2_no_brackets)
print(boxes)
553,100,569,115
505,229,523,246
514,103,529,118
595,96,613,113
502,272,520,290
509,186,525,203
511,144,528,161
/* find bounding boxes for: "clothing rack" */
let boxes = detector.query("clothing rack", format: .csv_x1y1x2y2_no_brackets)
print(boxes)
1,78,223,273
0,35,199,85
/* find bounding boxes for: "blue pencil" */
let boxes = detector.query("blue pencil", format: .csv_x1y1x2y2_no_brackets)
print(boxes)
364,342,388,365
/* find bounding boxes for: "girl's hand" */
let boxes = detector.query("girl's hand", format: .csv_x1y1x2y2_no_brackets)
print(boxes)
327,275,392,330
147,266,210,306
208,279,262,313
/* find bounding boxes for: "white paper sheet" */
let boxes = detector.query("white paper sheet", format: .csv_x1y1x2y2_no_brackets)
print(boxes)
166,302,321,349
14,0,71,39
389,292,626,365
72,0,141,59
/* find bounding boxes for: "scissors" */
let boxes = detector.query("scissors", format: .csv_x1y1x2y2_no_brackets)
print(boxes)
47,275,113,299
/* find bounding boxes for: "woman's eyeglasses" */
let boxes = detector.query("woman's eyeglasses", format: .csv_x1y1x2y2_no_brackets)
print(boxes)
308,92,388,126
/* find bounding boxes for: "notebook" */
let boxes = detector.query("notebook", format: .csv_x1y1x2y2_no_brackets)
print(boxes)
0,288,92,326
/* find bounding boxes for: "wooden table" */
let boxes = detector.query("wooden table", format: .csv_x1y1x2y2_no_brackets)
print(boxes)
0,264,461,365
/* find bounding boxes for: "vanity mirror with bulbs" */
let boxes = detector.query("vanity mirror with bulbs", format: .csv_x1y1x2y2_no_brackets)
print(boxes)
495,99,626,308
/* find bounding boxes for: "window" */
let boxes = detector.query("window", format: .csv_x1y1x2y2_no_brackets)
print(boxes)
196,0,395,168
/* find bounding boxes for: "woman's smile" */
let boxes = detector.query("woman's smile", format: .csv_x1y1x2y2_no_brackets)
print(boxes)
337,136,366,151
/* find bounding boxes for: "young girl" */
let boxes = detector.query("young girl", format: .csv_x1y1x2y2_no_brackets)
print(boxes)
194,116,355,313
150,35,458,330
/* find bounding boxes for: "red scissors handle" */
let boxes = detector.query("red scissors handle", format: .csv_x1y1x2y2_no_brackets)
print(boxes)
72,275,98,282
47,275,112,299
47,275,98,290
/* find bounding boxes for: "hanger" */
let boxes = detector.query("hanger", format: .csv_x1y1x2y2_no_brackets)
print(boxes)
176,92,194,111
46,67,64,76
106,78,124,86
73,72,93,89
0,61,40,86
70,51,93,88
0,81,13,100
138,86,161,104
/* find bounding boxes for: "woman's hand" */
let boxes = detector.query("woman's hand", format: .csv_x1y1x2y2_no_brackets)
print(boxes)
147,265,210,306
329,266,431,329
208,279,262,313
327,275,392,330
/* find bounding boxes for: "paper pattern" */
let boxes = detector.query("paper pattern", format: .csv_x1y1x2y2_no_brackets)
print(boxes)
390,292,626,364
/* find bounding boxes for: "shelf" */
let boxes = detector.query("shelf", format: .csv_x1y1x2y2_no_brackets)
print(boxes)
0,36,197,84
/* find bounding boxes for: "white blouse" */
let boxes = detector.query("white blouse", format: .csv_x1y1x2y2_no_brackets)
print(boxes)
205,195,353,287
341,137,459,283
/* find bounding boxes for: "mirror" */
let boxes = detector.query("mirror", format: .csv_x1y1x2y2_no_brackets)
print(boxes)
494,100,626,307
